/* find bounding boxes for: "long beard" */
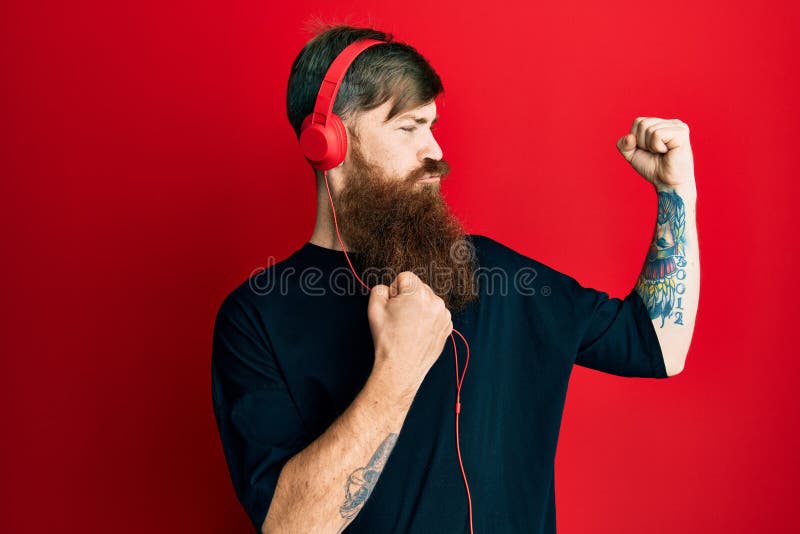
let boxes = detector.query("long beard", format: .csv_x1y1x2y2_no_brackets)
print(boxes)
334,144,479,312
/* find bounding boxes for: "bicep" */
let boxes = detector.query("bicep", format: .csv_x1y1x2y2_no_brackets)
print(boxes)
572,283,669,379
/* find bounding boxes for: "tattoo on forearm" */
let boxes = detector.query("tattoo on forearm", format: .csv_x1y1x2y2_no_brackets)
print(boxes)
339,433,398,521
635,189,688,328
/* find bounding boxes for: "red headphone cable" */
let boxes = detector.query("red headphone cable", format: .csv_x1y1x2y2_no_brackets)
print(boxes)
322,170,475,534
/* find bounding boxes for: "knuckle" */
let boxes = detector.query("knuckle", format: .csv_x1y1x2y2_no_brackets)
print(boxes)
401,270,418,281
397,271,420,293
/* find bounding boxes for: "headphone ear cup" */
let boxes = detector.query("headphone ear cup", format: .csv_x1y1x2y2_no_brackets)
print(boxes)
299,114,326,169
299,113,348,171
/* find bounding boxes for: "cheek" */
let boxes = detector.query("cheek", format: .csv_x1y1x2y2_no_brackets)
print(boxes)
364,132,420,178
373,145,409,176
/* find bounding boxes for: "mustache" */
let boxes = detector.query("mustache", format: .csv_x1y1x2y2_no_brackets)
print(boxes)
406,158,451,183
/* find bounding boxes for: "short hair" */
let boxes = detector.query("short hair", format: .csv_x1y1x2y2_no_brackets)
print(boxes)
286,25,444,139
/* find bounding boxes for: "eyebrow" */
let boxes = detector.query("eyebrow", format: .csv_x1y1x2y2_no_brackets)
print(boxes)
396,114,439,125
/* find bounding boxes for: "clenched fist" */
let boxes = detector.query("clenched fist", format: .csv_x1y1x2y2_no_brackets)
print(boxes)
617,116,695,188
367,271,453,402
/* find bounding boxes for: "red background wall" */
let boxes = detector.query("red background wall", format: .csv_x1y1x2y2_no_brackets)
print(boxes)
2,1,797,532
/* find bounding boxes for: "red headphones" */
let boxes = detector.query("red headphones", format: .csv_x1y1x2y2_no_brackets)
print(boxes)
298,38,475,534
299,38,385,170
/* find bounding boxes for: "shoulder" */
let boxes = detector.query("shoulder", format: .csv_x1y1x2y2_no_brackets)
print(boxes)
469,234,562,277
469,233,527,267
214,249,302,323
468,233,590,299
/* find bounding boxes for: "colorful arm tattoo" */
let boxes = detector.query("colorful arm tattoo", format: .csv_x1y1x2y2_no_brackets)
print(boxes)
635,190,688,328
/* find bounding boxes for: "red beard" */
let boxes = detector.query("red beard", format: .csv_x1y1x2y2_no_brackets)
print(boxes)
334,141,479,312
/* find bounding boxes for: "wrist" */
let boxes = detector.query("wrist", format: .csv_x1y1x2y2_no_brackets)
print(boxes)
367,362,419,409
655,179,697,203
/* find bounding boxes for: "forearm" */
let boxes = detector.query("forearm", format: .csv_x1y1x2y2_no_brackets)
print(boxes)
634,180,699,375
262,365,415,534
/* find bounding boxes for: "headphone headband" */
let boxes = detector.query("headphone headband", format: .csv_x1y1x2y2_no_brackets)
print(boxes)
299,38,385,170
308,38,385,127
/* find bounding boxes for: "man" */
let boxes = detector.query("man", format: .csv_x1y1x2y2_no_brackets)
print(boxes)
211,25,699,534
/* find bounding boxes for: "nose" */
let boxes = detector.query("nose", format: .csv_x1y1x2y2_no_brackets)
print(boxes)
419,129,443,161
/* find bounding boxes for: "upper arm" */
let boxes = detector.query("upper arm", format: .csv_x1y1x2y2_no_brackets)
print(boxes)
651,321,688,377
572,282,670,379
211,291,312,532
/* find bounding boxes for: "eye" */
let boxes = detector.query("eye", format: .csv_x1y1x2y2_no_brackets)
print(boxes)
400,126,417,132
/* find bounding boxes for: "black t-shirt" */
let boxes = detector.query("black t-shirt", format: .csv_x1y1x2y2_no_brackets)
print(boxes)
211,234,668,533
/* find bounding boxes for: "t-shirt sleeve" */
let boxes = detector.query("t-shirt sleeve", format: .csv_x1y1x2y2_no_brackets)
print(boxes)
211,290,312,532
571,278,669,379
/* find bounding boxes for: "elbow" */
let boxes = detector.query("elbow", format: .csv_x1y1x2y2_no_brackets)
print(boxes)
262,518,278,534
262,506,283,534
663,351,687,377
261,498,284,534
665,359,685,377
659,335,692,377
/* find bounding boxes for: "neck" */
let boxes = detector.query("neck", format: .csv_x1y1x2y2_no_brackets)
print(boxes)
310,182,348,251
